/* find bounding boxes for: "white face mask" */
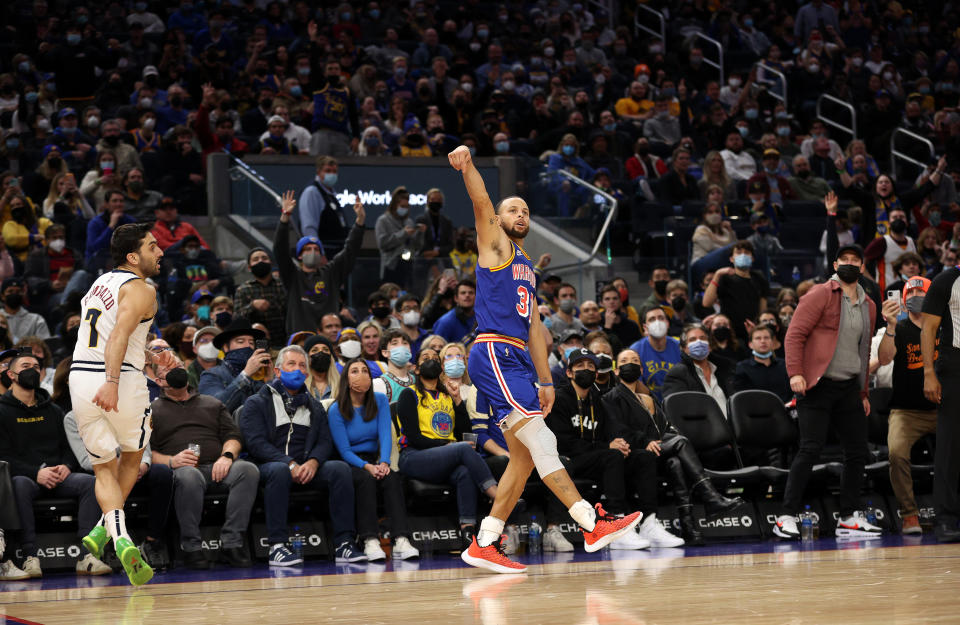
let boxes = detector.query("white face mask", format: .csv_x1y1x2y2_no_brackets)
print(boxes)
646,319,668,339
48,238,66,253
402,310,421,327
705,213,722,225
197,342,219,361
340,340,362,359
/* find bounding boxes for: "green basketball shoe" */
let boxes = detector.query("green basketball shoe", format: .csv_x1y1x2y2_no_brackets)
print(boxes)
115,537,154,586
82,525,109,559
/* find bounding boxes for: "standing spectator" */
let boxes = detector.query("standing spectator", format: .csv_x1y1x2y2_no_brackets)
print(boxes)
275,191,365,335
150,198,209,251
150,363,260,569
662,325,736,418
327,359,419,561
375,186,424,286
864,206,917,293
305,46,361,157
794,0,839,43
773,244,879,540
415,188,455,262
195,85,250,160
239,345,366,565
734,325,791,401
233,247,287,349
701,241,769,343
628,307,682,403
0,277,49,342
121,168,163,220
877,277,937,535
197,319,274,414
599,284,641,349
431,278,476,344
296,156,348,253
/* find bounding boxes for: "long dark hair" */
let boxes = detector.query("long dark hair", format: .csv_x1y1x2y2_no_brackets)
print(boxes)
335,357,378,422
414,349,447,406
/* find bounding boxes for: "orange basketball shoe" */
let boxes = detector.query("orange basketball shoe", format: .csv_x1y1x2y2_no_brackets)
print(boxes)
461,535,528,574
582,504,643,553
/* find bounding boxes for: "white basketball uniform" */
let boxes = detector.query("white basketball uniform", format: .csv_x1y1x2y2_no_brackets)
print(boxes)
70,270,154,464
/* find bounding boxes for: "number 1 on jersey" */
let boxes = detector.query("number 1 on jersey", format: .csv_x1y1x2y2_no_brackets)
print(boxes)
516,286,531,319
85,308,102,348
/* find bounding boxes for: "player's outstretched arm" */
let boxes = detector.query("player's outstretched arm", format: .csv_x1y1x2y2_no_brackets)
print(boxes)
448,146,503,254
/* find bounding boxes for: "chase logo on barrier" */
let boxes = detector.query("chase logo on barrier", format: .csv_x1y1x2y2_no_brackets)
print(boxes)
251,521,328,558
16,532,85,570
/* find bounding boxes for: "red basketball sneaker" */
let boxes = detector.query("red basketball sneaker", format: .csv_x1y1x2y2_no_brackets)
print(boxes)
582,504,643,553
461,535,528,574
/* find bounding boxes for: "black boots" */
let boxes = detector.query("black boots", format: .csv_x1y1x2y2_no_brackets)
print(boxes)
692,477,745,518
665,456,703,546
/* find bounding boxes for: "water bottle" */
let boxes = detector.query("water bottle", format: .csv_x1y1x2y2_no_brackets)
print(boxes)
865,501,878,526
527,517,542,555
792,265,801,284
800,506,814,541
290,526,304,561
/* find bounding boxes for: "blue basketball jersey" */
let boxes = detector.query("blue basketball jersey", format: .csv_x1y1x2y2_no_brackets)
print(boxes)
312,85,351,134
475,242,536,343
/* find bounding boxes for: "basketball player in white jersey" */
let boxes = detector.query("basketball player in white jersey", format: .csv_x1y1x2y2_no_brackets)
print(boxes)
71,223,175,586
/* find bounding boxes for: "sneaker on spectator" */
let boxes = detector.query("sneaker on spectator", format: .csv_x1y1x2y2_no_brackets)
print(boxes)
502,525,520,555
22,556,41,578
773,514,800,540
835,512,882,538
901,514,922,535
76,553,112,576
363,538,386,561
637,515,684,548
268,543,302,567
582,504,643,553
335,541,368,563
392,536,420,560
0,560,29,581
610,525,651,550
542,526,574,552
459,525,477,553
140,540,169,571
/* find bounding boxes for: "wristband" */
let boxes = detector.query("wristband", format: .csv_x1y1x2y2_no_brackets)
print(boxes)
835,169,845,175
885,332,895,338
710,281,719,288
539,382,554,387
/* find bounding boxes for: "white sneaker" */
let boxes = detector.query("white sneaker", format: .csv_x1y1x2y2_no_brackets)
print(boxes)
76,553,112,576
0,560,29,581
21,556,41,578
637,514,685,548
542,526,575,552
363,538,387,561
773,514,800,540
391,536,420,560
502,525,520,555
610,526,651,550
835,512,883,538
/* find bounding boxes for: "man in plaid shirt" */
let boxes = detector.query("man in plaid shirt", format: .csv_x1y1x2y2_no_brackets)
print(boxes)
233,247,288,348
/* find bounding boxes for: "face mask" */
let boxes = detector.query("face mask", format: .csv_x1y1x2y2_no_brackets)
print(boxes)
48,238,66,253
402,310,420,327
444,359,466,377
250,261,272,278
671,296,687,311
140,97,153,109
808,63,820,74
595,354,613,374
745,108,759,120
654,279,669,296
883,72,893,81
705,213,722,225
461,82,474,93
396,207,409,218
835,263,860,284
214,312,233,328
919,85,931,94
61,125,77,136
687,339,711,361
223,348,253,373
100,161,115,171
502,80,516,91
340,340,362,359
562,145,575,156
617,363,642,383
905,296,925,314
67,33,82,45
712,326,731,342
5,138,18,151
646,319,668,339
298,66,311,77
196,304,211,321
752,349,773,360
738,126,749,137
852,57,864,68
777,126,791,137
371,305,391,319
165,368,189,389
15,368,40,390
280,368,307,390
419,359,441,380
4,294,22,309
364,136,380,147
476,28,489,39
559,298,577,313
310,351,332,372
573,369,596,388
544,46,555,58
890,218,907,234
734,254,753,269
495,141,509,154
197,341,219,361
87,115,100,128
322,173,338,187
395,67,407,78
26,91,39,103
388,345,412,366
185,247,200,260
301,251,322,269
649,43,663,54
691,56,703,65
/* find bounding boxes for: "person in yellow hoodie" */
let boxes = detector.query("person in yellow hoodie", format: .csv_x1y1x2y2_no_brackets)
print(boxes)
2,194,51,261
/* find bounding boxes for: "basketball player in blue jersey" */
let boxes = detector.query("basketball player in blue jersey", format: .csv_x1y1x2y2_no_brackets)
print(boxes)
449,146,643,574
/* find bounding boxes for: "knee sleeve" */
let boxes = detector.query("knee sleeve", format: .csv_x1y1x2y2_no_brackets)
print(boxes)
514,416,564,479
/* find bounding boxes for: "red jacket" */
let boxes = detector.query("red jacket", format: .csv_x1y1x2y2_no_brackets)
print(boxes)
784,279,876,399
151,220,209,251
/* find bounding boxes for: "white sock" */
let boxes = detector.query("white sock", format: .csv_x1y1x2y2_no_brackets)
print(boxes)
105,509,131,543
477,516,506,547
569,500,597,532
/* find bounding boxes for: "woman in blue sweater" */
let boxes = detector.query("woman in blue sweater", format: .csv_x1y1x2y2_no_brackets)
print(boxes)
327,358,419,562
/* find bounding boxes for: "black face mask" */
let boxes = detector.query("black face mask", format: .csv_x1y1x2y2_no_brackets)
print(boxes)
103,135,120,146
310,351,332,372
214,311,233,328
15,368,40,391
47,157,61,168
4,293,23,309
573,369,596,388
170,95,183,107
371,305,391,319
712,326,731,342
671,296,687,311
890,218,907,234
419,359,441,380
0,370,11,388
428,201,442,213
165,368,189,389
654,279,669,296
250,261,272,278
636,145,650,156
836,263,861,284
617,363,642,383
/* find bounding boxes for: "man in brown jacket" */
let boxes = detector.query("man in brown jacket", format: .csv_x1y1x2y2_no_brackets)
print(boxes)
772,243,882,540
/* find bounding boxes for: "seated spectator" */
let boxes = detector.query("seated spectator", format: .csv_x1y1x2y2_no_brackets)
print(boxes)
239,345,365,566
365,292,399,332
746,212,783,263
166,235,230,313
547,134,595,217
663,324,735,417
4,198,51,262
550,282,587,338
587,333,618,394
336,330,364,366
643,95,682,155
599,284,640,349
432,278,476,344
698,151,738,201
748,149,796,206
0,277,49,342
41,171,94,224
720,131,757,182
14,336,54,393
865,207,917,293
371,329,416,403
706,313,749,362
209,296,234,330
233,247,287,349
666,279,700,336
0,352,111,577
187,325,221,390
394,294,428,359
150,198,209,252
691,202,737,267
734,325,791,401
79,150,122,211
625,137,667,182
546,348,670,548
788,155,832,202
196,84,250,160
319,313,343,343
85,190,135,270
886,251,924,297
259,105,311,154
356,321,387,378
658,146,700,205
304,335,339,401
549,329,584,388
150,361,259,569
24,223,89,310
628,306,682,402
604,348,743,545
327,359,419,561
396,348,497,550
258,115,296,155
121,168,163,220
197,318,273,414
702,241,769,343
96,119,143,175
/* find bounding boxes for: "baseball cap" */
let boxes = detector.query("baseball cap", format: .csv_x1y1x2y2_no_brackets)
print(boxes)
142,65,159,78
267,114,287,126
557,328,583,344
748,179,768,194
902,276,931,302
836,243,864,261
191,289,213,304
57,107,77,120
567,347,598,369
763,148,781,158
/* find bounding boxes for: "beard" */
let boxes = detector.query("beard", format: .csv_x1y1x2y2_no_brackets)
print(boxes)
502,223,529,239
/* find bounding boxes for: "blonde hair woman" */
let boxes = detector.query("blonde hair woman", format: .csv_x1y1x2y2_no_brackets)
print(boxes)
304,335,340,401
698,150,737,201
42,172,94,221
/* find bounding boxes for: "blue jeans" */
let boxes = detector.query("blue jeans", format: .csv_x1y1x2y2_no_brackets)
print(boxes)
258,460,355,546
399,442,497,525
12,472,99,555
129,463,174,540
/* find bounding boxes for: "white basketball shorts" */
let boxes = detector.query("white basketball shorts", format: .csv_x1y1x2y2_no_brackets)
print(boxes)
69,370,151,465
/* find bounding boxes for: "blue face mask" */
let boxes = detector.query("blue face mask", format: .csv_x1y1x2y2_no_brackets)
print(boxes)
738,126,749,137
444,359,466,377
752,349,773,359
223,346,253,370
388,345,412,366
468,146,476,157
18,61,30,73
280,368,307,390
603,122,616,132
495,141,509,153
562,144,575,156
365,136,380,147
6,138,19,150
369,9,380,19
777,126,791,137
323,173,338,187
290,85,302,97
25,91,38,103
733,254,753,269
197,304,211,320
757,226,770,235
67,33,82,45
744,108,759,120
687,339,711,361
930,212,941,227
